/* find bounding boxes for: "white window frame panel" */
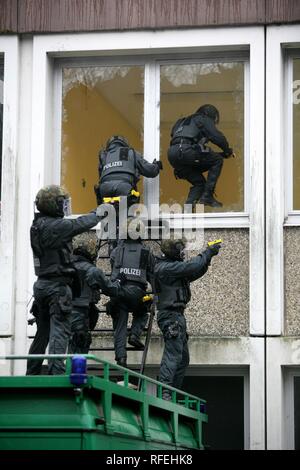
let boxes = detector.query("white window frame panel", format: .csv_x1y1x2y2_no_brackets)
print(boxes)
266,25,300,336
31,26,265,337
0,36,19,338
285,51,300,225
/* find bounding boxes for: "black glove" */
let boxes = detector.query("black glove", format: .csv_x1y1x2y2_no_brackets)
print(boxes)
207,243,221,256
94,183,102,205
30,300,39,317
117,272,127,285
153,159,163,170
223,148,234,159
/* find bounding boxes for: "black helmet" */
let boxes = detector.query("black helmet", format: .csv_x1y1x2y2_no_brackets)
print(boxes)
73,233,98,263
196,104,220,124
35,185,70,217
106,135,129,150
161,237,186,261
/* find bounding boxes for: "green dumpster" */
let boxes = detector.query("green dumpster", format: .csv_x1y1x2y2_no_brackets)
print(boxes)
0,355,207,450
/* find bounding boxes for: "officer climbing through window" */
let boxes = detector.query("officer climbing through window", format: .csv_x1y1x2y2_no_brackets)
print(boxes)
154,237,221,400
94,135,162,207
168,104,235,208
68,234,123,354
26,185,105,375
107,219,156,367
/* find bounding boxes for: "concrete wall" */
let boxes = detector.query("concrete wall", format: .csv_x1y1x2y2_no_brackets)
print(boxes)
284,227,300,335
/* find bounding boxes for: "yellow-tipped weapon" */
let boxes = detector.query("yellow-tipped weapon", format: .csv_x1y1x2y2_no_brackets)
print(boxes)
102,189,140,204
142,294,153,303
207,239,223,247
102,196,121,204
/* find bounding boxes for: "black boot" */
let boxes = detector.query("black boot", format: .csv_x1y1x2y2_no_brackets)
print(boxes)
200,190,223,208
116,357,127,367
128,334,145,350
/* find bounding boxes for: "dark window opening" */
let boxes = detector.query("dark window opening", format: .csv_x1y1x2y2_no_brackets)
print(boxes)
182,375,245,450
294,377,300,449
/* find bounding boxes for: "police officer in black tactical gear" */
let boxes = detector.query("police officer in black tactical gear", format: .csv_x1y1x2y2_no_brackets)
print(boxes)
154,237,221,400
108,219,155,367
68,234,122,354
26,185,104,375
168,104,234,208
95,135,162,206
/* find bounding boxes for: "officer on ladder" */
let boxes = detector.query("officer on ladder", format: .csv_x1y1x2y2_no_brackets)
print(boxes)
69,234,123,354
154,237,221,400
27,185,104,375
107,219,155,367
95,135,162,206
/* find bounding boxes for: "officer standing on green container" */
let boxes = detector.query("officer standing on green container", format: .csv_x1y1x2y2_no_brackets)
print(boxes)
27,185,104,375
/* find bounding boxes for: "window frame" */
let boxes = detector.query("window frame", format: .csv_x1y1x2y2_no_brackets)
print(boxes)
0,37,19,338
283,367,300,450
285,51,300,224
54,52,250,228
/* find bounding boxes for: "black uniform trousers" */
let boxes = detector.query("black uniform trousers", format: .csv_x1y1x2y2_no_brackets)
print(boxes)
109,284,149,362
68,306,91,354
168,144,223,205
157,309,189,391
26,280,72,375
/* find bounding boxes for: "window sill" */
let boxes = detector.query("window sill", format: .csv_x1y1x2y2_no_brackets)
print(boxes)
284,213,300,226
67,212,250,230
161,212,250,229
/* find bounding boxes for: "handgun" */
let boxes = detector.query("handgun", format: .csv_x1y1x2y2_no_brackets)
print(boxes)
207,239,223,247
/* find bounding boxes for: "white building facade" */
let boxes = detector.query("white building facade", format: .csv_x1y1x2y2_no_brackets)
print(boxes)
0,1,300,450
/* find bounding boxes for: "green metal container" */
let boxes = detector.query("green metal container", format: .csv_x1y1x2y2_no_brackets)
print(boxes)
0,355,207,450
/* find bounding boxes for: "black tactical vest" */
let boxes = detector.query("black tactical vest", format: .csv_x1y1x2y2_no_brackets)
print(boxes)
171,114,204,143
30,215,75,277
99,147,137,183
111,240,149,287
72,255,97,308
156,259,191,310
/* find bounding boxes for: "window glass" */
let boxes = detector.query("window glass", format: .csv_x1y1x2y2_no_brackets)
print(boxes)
293,59,300,210
61,66,144,213
0,60,4,213
160,62,244,212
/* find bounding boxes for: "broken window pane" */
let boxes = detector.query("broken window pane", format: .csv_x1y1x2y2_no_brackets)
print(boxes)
160,62,245,212
61,66,144,213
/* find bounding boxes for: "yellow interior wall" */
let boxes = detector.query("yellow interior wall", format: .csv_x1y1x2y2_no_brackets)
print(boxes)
62,84,142,213
159,63,244,212
293,59,300,209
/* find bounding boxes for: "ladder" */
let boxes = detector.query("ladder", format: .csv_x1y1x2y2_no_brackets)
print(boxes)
91,236,160,379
